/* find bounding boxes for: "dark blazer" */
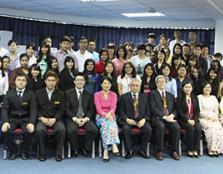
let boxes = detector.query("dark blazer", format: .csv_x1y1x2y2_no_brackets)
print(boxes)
27,77,45,91
1,89,37,124
35,88,64,121
149,90,176,120
65,88,95,120
59,69,77,92
119,92,151,123
176,95,200,123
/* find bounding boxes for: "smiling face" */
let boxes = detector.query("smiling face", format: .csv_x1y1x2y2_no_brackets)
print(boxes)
183,83,193,96
101,79,111,92
74,75,86,89
202,83,212,96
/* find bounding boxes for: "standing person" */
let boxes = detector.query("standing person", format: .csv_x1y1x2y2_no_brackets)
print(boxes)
1,73,37,160
65,72,98,158
88,39,99,62
94,76,120,162
59,56,77,92
26,43,37,67
95,49,109,74
55,36,73,72
28,64,44,91
113,45,127,76
7,39,20,71
75,36,93,72
35,71,65,161
37,43,51,79
0,58,9,104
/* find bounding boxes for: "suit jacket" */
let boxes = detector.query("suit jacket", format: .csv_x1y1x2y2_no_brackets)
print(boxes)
59,69,77,92
149,90,176,120
65,88,95,120
35,88,64,121
1,88,37,124
176,95,200,123
119,92,151,123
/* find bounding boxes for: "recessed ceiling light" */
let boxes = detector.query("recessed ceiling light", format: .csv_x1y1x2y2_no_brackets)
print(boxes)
122,12,167,18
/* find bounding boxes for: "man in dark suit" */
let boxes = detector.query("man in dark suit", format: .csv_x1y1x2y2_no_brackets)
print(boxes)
119,78,152,159
1,73,37,160
65,72,97,158
150,75,180,160
35,71,65,162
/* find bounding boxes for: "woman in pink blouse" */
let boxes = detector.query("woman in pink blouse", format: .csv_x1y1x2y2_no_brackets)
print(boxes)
113,45,127,76
94,76,120,162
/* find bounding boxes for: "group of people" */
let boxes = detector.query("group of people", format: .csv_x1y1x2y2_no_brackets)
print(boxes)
1,30,223,163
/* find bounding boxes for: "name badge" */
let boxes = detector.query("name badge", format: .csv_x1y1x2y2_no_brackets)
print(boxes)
54,101,60,104
22,102,28,106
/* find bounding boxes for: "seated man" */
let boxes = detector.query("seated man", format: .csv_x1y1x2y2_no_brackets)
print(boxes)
1,73,37,160
35,71,65,162
65,72,97,158
150,75,180,161
119,78,152,159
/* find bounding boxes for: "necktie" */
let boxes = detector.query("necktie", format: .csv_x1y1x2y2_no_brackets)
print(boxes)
77,91,84,117
133,94,139,118
187,99,192,119
162,91,169,115
17,91,22,98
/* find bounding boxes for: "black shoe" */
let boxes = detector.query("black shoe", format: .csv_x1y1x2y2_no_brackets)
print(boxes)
102,157,110,162
139,150,149,159
125,151,133,159
72,151,79,158
55,154,63,162
21,153,29,160
83,149,92,158
8,153,17,160
39,154,46,161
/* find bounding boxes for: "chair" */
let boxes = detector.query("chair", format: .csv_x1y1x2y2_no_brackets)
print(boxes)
67,128,95,158
3,128,32,159
179,129,203,156
36,128,65,159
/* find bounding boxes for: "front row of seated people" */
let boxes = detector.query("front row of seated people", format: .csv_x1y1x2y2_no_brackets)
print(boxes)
2,71,223,162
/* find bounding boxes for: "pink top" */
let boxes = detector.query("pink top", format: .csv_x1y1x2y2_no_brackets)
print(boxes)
113,58,125,76
94,91,117,118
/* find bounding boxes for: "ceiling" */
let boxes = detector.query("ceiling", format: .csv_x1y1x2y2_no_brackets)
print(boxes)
0,0,222,28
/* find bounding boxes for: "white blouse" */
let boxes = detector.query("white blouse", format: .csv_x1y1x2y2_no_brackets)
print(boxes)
0,70,9,95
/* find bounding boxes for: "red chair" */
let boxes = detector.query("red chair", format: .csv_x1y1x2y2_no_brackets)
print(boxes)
3,128,32,159
67,128,95,158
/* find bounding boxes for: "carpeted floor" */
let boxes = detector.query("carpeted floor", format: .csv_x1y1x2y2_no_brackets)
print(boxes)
0,145,223,174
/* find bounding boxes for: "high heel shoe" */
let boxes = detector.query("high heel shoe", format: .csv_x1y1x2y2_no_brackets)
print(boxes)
112,144,120,156
187,151,194,158
193,151,199,158
102,150,110,162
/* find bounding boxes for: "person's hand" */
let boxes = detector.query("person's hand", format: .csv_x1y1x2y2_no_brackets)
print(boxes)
126,118,137,126
105,112,113,120
208,115,217,122
137,119,146,128
27,123,35,133
1,122,10,132
40,117,49,125
165,116,176,122
188,119,195,126
80,118,89,126
48,118,56,127
75,118,82,127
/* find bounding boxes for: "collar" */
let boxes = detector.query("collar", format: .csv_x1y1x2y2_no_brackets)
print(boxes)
46,88,55,94
16,88,25,93
75,87,83,94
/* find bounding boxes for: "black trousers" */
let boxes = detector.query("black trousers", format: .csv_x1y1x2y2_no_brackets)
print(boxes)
65,119,98,153
179,121,202,151
3,118,33,154
153,119,180,153
122,122,152,152
35,121,66,156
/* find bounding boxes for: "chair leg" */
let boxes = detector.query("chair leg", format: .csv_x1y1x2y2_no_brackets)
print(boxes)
99,139,102,158
179,139,182,156
62,145,65,159
92,141,95,158
121,140,125,157
200,139,203,156
67,142,71,158
147,143,150,157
